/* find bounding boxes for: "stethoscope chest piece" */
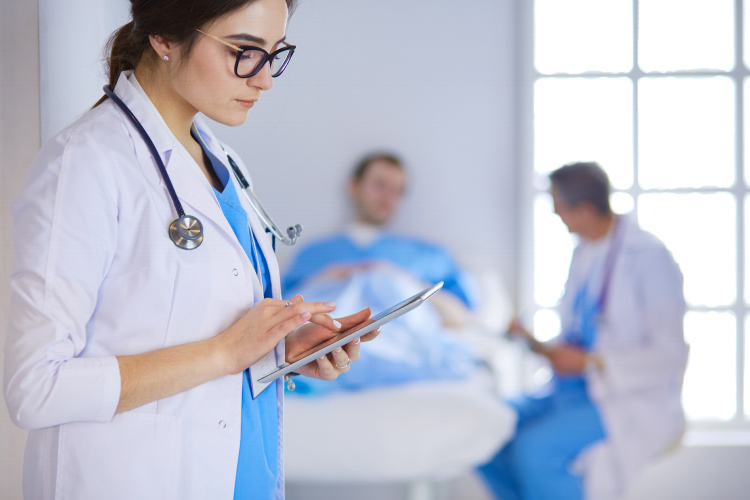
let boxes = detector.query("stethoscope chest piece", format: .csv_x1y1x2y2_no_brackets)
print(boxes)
169,214,204,250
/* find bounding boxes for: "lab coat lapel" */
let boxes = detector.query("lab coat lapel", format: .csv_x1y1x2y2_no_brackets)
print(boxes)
111,72,242,248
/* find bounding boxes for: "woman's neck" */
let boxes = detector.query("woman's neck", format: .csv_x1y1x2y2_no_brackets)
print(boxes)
134,63,197,148
133,63,222,190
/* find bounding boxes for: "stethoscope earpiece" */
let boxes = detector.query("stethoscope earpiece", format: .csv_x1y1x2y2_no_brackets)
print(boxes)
286,224,303,244
169,214,204,250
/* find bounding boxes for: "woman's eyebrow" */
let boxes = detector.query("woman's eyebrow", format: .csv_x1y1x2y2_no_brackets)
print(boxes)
225,33,287,45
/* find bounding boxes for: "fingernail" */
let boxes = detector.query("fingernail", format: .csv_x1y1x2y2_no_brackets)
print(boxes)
333,320,342,330
334,348,342,353
319,355,326,360
301,312,311,319
354,338,360,345
326,302,336,308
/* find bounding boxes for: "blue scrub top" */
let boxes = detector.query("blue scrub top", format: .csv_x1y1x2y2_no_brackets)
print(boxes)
193,130,278,499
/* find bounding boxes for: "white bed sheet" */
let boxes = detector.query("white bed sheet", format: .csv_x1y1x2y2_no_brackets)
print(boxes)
284,371,517,482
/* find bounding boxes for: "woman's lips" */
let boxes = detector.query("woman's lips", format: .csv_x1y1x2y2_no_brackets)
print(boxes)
237,99,256,109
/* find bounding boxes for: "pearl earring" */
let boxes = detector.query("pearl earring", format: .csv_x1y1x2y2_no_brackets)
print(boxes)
163,55,169,61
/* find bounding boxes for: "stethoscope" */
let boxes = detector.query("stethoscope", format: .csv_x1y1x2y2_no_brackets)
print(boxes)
102,85,302,250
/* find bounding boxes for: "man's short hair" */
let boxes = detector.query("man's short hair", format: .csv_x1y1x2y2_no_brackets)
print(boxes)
351,153,405,182
549,161,612,215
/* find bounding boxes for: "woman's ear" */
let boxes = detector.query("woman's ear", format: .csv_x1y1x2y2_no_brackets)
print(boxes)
148,34,173,61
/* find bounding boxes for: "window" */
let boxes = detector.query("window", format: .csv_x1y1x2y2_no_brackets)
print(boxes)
526,0,748,427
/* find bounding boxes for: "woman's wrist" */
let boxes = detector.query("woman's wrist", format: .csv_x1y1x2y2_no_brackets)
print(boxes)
207,334,237,377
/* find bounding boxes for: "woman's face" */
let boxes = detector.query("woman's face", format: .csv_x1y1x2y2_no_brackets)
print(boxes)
170,0,289,126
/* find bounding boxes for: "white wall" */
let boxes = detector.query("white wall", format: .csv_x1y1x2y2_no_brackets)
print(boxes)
39,0,130,141
210,0,519,290
0,3,40,499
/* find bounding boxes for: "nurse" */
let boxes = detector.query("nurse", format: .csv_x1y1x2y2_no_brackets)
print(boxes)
478,162,687,500
4,1,378,499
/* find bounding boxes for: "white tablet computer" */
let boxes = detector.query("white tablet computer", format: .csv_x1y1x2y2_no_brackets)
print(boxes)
257,281,444,384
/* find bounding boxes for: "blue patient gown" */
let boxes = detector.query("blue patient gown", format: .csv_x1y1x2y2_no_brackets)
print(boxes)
283,233,479,309
286,269,480,395
478,280,606,500
282,229,482,395
195,132,279,500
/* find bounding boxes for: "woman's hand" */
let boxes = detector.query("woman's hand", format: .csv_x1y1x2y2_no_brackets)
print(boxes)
214,295,338,376
286,305,380,380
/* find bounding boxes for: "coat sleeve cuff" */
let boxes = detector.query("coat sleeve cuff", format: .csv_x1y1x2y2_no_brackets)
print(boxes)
57,355,121,423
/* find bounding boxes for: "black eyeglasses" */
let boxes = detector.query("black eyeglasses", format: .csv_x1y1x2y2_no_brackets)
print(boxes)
196,29,296,78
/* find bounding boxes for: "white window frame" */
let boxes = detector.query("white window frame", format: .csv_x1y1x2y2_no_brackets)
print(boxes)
518,0,750,433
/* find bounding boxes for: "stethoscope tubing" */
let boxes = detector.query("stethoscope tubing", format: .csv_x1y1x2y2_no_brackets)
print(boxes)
103,86,185,219
102,85,302,249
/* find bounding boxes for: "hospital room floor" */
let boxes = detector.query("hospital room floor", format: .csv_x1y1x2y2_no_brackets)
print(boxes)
286,472,492,500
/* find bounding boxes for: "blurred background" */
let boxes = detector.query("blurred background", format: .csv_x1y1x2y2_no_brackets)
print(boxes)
2,0,749,499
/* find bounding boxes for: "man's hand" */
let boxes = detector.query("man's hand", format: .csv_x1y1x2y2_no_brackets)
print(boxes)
543,344,589,375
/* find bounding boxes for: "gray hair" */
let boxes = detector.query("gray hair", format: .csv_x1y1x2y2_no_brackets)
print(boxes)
549,161,612,215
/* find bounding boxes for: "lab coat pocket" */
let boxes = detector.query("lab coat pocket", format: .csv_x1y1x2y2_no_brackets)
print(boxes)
56,411,182,500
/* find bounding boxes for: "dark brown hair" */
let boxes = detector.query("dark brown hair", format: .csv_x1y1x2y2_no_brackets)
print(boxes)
95,0,298,106
351,152,405,183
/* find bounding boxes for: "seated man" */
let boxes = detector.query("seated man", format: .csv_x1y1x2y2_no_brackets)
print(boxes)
478,162,688,500
282,153,483,393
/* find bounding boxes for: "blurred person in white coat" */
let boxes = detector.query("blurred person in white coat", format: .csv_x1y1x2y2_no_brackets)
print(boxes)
3,1,380,499
478,162,687,500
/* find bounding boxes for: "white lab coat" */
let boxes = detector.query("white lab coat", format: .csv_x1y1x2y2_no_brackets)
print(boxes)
4,71,285,500
562,215,688,500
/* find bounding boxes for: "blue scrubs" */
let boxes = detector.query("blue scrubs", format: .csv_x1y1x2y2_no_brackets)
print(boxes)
283,234,479,308
194,131,279,500
478,281,606,500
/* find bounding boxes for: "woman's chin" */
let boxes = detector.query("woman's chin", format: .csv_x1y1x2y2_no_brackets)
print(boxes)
207,108,250,127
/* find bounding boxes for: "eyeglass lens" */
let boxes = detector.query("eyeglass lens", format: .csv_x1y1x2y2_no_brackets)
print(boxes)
236,47,294,78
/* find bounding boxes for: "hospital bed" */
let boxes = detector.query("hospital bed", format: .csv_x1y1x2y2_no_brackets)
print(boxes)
282,267,518,499
284,364,517,500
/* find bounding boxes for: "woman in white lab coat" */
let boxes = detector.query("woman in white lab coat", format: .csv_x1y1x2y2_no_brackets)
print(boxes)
4,1,376,499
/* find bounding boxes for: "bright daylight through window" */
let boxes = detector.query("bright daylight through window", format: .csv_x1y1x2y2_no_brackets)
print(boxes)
529,0,748,425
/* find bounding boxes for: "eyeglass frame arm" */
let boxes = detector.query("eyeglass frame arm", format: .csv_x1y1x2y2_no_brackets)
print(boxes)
195,29,295,78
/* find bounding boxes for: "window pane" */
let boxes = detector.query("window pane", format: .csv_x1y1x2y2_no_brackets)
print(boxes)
535,0,633,74
638,193,736,307
639,0,734,72
610,192,634,215
534,308,561,342
534,193,575,307
683,311,736,421
639,77,735,189
535,78,633,189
